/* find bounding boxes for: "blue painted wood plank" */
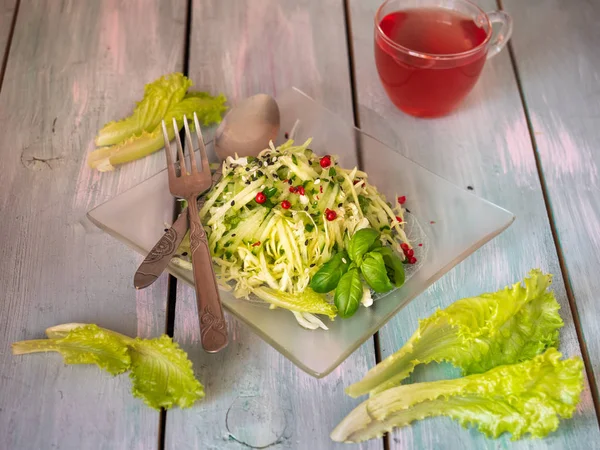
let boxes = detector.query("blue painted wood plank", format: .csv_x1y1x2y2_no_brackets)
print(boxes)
163,1,383,449
503,0,600,402
346,0,600,448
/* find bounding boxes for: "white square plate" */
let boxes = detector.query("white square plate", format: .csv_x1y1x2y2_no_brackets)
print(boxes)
88,88,514,377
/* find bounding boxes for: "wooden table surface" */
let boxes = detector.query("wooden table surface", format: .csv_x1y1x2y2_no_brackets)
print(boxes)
0,1,598,449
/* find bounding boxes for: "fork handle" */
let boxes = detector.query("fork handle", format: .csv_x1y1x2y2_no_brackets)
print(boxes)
187,196,228,353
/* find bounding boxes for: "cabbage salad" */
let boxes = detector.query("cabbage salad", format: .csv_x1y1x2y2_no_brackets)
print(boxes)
176,139,413,330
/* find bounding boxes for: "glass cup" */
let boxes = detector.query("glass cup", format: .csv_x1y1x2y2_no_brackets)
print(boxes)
374,0,512,117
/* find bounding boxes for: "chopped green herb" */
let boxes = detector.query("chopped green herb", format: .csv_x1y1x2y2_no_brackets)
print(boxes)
264,187,278,198
358,194,371,211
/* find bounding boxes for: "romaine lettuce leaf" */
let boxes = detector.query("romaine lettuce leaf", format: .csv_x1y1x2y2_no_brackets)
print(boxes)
12,323,204,410
332,348,583,442
88,94,227,171
95,73,192,147
129,335,205,410
346,270,563,397
254,286,337,319
44,322,132,341
12,324,131,375
183,90,229,124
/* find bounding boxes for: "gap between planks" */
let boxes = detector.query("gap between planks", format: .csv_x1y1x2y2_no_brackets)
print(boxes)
0,0,20,94
343,1,389,450
497,0,600,424
159,0,194,449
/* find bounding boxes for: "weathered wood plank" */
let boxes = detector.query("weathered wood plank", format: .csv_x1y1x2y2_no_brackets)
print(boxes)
0,1,186,449
0,0,16,67
503,0,600,402
347,0,600,448
164,1,382,449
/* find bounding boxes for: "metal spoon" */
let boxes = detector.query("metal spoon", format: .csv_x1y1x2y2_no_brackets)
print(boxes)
214,93,280,160
134,94,280,289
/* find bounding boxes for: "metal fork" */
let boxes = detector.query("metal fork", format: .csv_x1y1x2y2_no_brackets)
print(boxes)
161,114,228,353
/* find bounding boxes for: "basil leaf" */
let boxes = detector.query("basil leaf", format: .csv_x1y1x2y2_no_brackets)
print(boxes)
348,228,380,265
329,167,337,177
373,247,393,258
373,247,405,287
292,154,298,165
370,238,382,250
334,269,363,318
361,252,394,293
309,252,350,293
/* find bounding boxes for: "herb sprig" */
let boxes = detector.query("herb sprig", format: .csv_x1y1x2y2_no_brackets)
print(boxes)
309,228,406,318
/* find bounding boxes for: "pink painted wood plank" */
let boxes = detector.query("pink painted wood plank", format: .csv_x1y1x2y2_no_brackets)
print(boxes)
0,0,16,57
0,0,16,69
0,1,186,448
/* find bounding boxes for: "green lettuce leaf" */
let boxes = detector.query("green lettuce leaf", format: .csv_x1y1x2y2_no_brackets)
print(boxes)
12,324,131,375
95,73,192,147
332,348,583,442
129,335,205,410
346,270,563,397
44,322,132,341
254,287,337,319
88,94,227,171
12,323,204,410
183,90,230,124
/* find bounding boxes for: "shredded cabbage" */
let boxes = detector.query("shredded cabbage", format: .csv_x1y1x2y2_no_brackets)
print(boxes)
178,139,410,329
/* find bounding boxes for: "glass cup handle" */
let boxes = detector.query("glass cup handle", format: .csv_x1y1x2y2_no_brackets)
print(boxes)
486,11,513,59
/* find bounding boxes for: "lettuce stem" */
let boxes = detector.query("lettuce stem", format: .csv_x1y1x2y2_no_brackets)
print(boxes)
12,340,59,355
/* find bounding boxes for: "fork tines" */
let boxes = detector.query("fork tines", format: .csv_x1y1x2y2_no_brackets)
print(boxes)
161,113,209,177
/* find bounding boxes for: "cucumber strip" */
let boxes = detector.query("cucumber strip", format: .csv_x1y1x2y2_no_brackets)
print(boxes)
276,220,302,272
278,155,319,181
224,209,268,251
200,175,231,217
317,182,335,210
258,212,280,243
207,177,265,226
369,188,410,244
257,251,280,290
